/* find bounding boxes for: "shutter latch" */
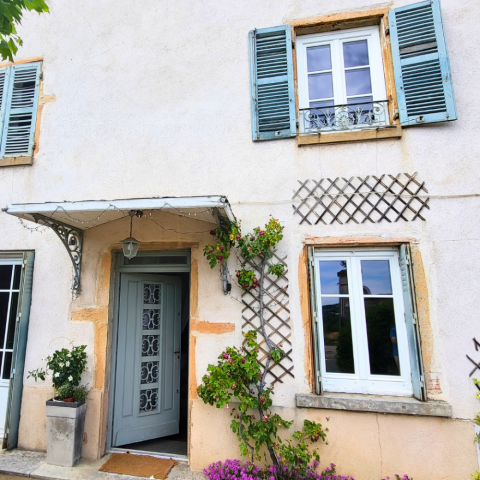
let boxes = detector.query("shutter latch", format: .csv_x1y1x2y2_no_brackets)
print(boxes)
385,26,390,36
292,40,295,49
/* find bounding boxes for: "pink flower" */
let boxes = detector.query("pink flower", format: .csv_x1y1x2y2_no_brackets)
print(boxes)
210,230,216,236
217,255,224,261
220,246,225,251
228,359,233,364
232,384,236,389
259,231,266,235
224,404,229,409
236,234,241,240
259,397,265,403
223,353,229,359
241,358,246,364
262,415,268,423
259,372,263,378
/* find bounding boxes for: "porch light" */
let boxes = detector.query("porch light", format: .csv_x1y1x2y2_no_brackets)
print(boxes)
121,211,142,259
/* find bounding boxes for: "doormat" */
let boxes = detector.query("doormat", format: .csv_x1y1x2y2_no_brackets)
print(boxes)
99,453,178,479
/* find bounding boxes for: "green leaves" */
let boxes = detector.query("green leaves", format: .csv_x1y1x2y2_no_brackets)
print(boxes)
0,0,49,61
237,218,284,261
236,269,258,291
268,263,285,278
203,221,240,269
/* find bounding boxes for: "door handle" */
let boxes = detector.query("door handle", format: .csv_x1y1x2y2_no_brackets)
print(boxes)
174,351,180,354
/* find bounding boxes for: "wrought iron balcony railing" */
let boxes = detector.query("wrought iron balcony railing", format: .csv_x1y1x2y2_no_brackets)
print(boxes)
299,100,389,133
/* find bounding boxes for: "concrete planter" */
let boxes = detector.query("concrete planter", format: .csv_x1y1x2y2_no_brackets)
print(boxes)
45,399,87,467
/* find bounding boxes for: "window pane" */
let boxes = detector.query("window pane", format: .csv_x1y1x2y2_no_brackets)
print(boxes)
361,260,392,295
308,73,333,100
319,261,348,294
0,292,9,347
310,100,335,108
322,297,355,374
307,45,332,72
0,265,12,290
343,40,369,68
2,352,11,380
6,292,19,349
345,68,372,96
13,265,21,289
364,298,400,376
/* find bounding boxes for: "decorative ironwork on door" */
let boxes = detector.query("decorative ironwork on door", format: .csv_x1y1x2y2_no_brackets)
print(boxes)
140,283,162,414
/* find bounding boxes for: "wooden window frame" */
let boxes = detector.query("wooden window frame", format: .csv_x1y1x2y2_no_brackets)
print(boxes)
289,9,402,145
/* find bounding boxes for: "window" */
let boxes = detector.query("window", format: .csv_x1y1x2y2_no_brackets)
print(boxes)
0,62,42,159
249,0,457,142
296,27,388,133
0,259,22,381
310,247,423,397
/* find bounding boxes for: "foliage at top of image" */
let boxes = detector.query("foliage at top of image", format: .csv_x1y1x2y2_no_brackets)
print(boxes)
0,0,49,61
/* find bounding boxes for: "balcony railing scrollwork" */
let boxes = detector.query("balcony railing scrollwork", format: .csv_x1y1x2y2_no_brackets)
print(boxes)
300,100,389,133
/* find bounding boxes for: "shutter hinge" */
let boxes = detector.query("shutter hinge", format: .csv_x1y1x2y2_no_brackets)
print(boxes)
385,26,390,36
309,255,314,268
445,73,449,82
296,121,299,130
420,374,425,387
394,108,399,120
39,72,43,81
16,312,21,322
292,40,295,49
405,249,411,265
412,312,418,325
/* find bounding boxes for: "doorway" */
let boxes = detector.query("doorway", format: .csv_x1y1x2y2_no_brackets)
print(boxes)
109,251,190,459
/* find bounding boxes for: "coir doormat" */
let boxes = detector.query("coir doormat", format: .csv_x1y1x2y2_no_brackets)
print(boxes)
99,453,178,479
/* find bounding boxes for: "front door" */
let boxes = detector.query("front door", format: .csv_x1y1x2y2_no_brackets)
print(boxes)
112,273,182,447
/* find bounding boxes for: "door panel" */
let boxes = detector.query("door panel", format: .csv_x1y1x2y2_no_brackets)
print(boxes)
113,273,181,446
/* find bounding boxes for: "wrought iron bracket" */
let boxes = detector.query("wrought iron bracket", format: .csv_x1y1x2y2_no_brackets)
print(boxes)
32,213,83,293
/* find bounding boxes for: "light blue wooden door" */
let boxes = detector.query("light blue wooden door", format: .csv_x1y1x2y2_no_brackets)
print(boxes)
113,273,182,446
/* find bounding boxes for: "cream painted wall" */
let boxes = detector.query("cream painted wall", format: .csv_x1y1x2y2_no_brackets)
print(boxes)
0,0,479,478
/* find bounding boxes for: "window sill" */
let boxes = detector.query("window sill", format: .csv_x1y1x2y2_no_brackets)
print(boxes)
297,126,402,146
296,392,452,418
0,155,33,167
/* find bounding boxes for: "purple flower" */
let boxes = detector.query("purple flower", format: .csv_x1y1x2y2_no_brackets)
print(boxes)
210,230,216,235
241,359,246,364
217,255,224,261
223,353,229,359
232,384,236,389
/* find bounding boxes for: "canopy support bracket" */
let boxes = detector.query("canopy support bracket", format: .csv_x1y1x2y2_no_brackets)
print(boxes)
32,213,83,293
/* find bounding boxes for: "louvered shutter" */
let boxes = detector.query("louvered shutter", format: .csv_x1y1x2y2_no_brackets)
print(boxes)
399,245,426,401
0,67,11,150
1,62,41,158
389,0,457,125
249,25,296,141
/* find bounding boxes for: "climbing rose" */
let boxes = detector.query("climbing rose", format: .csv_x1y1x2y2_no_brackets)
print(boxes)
210,230,216,235
217,255,223,261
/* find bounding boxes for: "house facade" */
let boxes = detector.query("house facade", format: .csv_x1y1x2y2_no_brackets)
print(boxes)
0,0,479,478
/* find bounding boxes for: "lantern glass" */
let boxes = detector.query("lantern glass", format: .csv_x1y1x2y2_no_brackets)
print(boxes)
121,236,140,259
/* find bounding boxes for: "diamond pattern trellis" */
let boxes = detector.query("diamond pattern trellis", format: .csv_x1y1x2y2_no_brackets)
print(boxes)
241,253,294,385
292,173,430,225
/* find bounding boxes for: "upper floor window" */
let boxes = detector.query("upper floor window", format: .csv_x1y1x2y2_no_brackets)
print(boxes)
296,27,388,133
249,0,458,142
0,62,42,159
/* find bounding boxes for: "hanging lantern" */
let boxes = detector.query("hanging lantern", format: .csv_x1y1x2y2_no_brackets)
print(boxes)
121,211,141,259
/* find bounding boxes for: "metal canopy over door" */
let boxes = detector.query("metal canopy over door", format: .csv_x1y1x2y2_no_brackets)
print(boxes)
112,273,182,447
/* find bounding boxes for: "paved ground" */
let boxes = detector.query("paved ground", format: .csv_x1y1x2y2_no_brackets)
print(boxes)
0,449,204,480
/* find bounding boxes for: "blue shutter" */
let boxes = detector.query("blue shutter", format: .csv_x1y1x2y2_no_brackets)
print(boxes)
0,67,11,153
399,245,426,401
1,62,41,158
307,247,322,394
3,251,35,449
389,0,457,125
249,25,296,141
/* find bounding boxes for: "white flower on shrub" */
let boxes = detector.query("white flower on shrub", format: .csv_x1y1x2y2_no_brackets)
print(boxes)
68,375,73,381
67,353,71,358
65,361,70,367
59,363,64,368
54,373,59,378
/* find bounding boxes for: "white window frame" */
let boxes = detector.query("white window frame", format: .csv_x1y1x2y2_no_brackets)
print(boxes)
313,248,413,396
296,26,388,133
0,257,22,385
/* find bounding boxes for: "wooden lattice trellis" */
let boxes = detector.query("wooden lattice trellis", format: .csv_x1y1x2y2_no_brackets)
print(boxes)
292,173,430,225
241,253,293,385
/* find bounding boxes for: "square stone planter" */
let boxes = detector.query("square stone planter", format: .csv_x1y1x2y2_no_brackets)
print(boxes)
46,399,87,467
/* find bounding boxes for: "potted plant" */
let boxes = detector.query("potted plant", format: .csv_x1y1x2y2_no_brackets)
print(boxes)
29,345,89,467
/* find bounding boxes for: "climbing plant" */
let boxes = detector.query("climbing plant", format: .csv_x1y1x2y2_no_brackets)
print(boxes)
199,218,326,468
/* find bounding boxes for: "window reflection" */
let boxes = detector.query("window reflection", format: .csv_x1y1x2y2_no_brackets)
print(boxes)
319,260,348,294
364,298,400,376
322,297,355,374
361,260,392,295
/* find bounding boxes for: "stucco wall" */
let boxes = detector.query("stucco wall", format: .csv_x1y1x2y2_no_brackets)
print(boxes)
0,0,479,478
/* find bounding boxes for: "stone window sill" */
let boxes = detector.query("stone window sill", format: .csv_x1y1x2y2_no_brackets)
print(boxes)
296,392,452,417
297,125,402,146
0,155,33,167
